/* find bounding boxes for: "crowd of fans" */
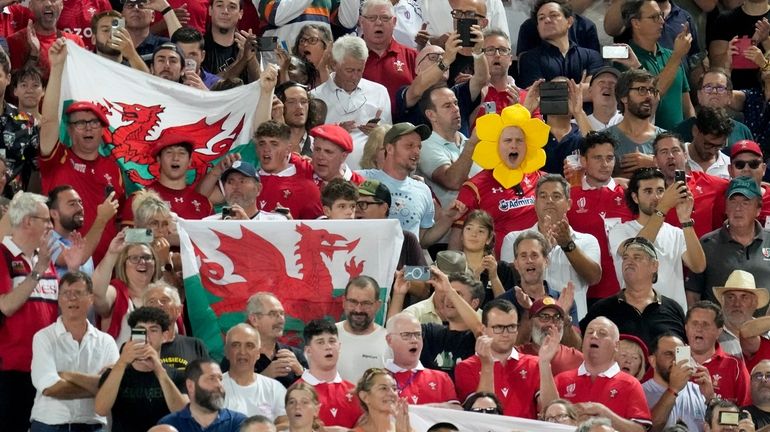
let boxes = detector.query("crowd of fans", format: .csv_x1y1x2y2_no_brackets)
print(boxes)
1,0,770,430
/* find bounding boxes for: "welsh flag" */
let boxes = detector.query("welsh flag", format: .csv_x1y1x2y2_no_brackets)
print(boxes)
178,219,403,361
59,40,261,193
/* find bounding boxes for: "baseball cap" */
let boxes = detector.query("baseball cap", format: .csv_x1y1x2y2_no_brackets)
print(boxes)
152,42,184,62
65,101,109,127
590,66,620,86
620,237,657,259
309,124,353,152
357,179,391,207
221,160,259,182
726,176,762,199
529,296,565,317
730,140,763,159
383,122,431,145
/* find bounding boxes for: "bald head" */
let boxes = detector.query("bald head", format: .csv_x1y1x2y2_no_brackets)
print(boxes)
148,426,180,432
226,323,261,346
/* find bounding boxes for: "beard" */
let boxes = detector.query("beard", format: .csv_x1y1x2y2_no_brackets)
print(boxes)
656,361,671,383
60,212,84,231
96,40,121,57
194,382,225,412
347,312,373,332
532,324,563,346
627,98,653,119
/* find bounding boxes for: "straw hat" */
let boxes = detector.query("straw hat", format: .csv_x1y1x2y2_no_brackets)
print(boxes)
712,270,769,309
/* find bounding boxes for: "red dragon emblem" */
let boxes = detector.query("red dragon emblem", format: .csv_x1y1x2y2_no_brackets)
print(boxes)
193,223,365,337
97,101,245,186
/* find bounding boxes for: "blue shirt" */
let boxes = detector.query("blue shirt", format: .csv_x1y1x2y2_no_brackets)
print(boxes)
517,41,603,88
516,14,600,56
395,81,480,136
542,124,583,175
355,169,435,237
158,405,246,432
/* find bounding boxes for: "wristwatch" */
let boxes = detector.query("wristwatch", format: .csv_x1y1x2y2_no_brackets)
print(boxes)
29,271,41,282
561,241,577,253
681,220,695,228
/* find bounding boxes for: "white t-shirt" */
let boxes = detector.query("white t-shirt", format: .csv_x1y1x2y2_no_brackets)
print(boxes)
223,372,287,420
608,220,687,313
335,321,388,383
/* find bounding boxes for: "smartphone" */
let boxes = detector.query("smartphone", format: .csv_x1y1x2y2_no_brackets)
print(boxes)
130,327,147,344
675,345,691,365
125,228,153,244
403,265,431,281
366,118,381,125
483,101,497,114
222,206,233,219
539,81,569,116
274,207,291,216
105,184,114,198
111,18,125,37
732,37,756,70
674,170,686,185
456,18,477,48
184,58,197,72
719,411,740,425
602,45,629,59
257,36,278,52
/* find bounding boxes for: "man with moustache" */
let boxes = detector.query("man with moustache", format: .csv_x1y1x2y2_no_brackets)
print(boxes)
158,358,246,431
89,10,148,72
744,360,770,429
516,297,583,375
335,275,389,382
204,161,287,221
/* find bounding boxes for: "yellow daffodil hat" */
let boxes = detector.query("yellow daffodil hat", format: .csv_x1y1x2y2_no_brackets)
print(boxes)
473,104,550,189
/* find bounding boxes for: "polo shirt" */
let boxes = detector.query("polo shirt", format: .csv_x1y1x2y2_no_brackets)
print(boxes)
587,111,623,132
403,295,442,325
542,124,584,176
762,184,770,229
515,14,600,55
630,41,690,131
746,337,770,375
700,346,751,406
685,142,731,179
123,181,213,224
556,362,651,426
297,370,361,428
0,5,31,39
643,379,706,431
517,342,583,375
567,178,634,299
395,81,480,137
57,0,112,50
663,171,729,238
454,350,541,419
362,39,416,119
685,222,770,307
257,165,323,219
580,289,686,348
673,117,754,152
517,41,603,88
7,29,84,80
418,131,481,208
500,222,601,320
158,404,247,432
385,360,457,404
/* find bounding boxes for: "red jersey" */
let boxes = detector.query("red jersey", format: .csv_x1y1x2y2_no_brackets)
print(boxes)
57,0,112,50
122,181,213,224
702,346,751,406
0,237,58,372
0,5,32,38
454,351,541,419
745,337,770,380
297,372,362,428
456,170,542,257
39,141,124,263
363,39,416,119
567,180,633,299
555,363,652,426
8,28,84,80
153,0,209,35
664,171,728,238
760,184,770,230
291,154,366,190
385,361,457,404
258,165,323,219
517,342,584,376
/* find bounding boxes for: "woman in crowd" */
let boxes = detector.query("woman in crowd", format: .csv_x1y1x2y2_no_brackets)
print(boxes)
353,368,412,432
285,382,323,432
462,392,503,415
460,210,516,304
617,334,649,381
291,24,333,88
360,125,391,169
542,399,579,426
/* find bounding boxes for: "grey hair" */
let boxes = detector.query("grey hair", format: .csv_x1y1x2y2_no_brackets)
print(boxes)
226,322,261,346
8,192,48,228
482,28,510,44
513,230,550,258
246,292,279,315
332,34,369,64
133,190,171,228
536,173,571,202
576,417,613,432
142,281,182,306
386,312,419,333
361,0,395,15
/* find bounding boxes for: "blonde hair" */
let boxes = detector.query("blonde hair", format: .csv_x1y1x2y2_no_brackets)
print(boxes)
359,124,391,169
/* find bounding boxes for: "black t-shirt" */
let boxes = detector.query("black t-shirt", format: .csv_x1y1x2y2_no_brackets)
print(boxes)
479,260,519,307
420,323,476,379
98,365,186,432
710,7,770,90
202,32,249,83
220,341,308,388
160,335,210,372
743,405,770,429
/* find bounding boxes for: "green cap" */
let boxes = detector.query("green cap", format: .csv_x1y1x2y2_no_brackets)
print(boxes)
383,122,431,145
727,176,762,200
357,179,391,207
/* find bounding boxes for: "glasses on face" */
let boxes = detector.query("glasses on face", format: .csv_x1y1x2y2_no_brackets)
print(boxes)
60,290,90,300
127,254,155,264
69,119,102,130
701,84,728,94
356,200,383,210
123,1,147,9
298,36,322,46
482,47,512,56
545,414,573,423
490,324,518,334
536,312,563,323
640,12,664,22
629,86,659,96
470,407,499,414
255,310,285,319
451,9,485,19
146,297,174,307
345,298,376,309
397,331,422,341
361,14,394,23
417,53,443,68
733,159,763,170
753,372,770,382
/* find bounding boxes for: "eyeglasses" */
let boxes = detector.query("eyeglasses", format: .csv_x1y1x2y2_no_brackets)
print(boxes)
361,14,394,23
345,298,376,309
123,1,147,9
733,159,763,170
60,290,90,300
146,297,174,307
254,310,285,319
396,331,422,341
451,9,485,19
752,372,770,382
639,12,664,22
69,119,102,130
417,53,443,68
536,312,563,323
356,200,384,210
545,414,573,423
298,36,322,46
335,89,367,115
470,407,499,414
490,324,518,334
701,84,728,94
482,47,511,56
629,86,659,96
127,254,155,264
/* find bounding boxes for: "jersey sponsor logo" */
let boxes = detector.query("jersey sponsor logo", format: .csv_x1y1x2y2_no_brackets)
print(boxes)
564,383,576,398
71,159,86,173
62,27,94,38
498,196,534,212
501,387,509,397
411,395,419,404
609,388,618,398
330,407,338,418
393,59,405,72
614,196,623,206
576,196,588,213
519,369,528,379
712,373,722,387
428,381,437,390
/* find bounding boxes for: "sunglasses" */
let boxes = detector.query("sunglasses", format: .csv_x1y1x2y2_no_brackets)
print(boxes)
471,407,499,414
733,159,763,170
